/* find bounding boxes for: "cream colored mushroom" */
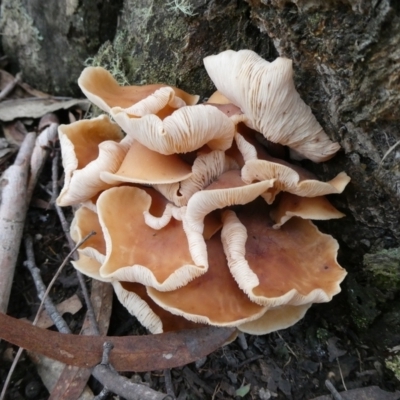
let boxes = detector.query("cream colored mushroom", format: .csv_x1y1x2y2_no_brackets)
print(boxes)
110,104,235,155
204,49,340,162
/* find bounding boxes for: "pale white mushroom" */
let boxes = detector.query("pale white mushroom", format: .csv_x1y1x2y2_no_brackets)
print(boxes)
204,50,341,162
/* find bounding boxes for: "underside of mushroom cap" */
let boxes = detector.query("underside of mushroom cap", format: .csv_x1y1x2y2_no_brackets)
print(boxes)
113,281,204,334
97,186,207,290
238,303,312,335
111,104,235,155
57,115,128,206
203,49,340,162
78,66,199,114
242,159,351,204
221,199,347,307
147,232,267,326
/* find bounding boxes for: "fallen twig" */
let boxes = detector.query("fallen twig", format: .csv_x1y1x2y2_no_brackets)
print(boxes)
325,379,344,400
92,342,167,400
0,131,36,313
0,72,21,101
164,369,176,399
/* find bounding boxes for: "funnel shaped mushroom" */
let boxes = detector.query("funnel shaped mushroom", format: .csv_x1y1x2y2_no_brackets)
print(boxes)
147,232,267,326
203,50,340,162
221,199,347,307
97,186,206,290
78,66,199,115
111,104,235,155
57,115,128,206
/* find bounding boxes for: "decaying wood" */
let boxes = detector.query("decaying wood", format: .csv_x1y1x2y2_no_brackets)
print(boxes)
0,131,35,313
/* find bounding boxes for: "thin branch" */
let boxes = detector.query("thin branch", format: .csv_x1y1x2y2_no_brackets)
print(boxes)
164,369,176,399
325,380,344,400
92,342,167,400
24,235,71,334
0,72,21,101
0,131,36,313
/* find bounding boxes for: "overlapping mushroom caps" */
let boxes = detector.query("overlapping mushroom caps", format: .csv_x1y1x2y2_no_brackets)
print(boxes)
57,50,350,335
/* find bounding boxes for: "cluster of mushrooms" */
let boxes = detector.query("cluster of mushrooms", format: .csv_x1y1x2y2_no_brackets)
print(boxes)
57,50,350,335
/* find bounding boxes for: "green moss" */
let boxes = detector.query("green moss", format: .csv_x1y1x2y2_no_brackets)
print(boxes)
364,247,400,292
386,354,400,381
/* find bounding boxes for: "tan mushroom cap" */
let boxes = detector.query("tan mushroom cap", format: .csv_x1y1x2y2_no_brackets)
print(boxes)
72,252,110,282
111,104,235,155
238,303,312,335
203,49,340,162
97,186,206,290
78,66,199,114
182,170,275,267
57,115,128,206
147,232,267,326
113,281,203,334
242,159,351,204
271,192,346,228
70,206,106,263
100,140,192,185
221,199,347,307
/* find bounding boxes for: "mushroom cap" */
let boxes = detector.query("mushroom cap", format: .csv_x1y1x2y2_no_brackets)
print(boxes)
57,115,128,206
100,139,192,185
78,66,199,114
221,199,347,307
111,104,236,155
242,159,351,204
203,50,340,162
97,186,207,290
70,206,106,264
147,232,267,326
271,192,346,228
113,281,203,334
238,303,312,335
182,170,275,267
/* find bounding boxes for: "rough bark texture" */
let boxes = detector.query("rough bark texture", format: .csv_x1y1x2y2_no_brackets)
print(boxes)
0,0,123,95
1,0,399,350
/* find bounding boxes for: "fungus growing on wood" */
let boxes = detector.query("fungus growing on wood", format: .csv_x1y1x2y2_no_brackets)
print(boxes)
58,49,351,336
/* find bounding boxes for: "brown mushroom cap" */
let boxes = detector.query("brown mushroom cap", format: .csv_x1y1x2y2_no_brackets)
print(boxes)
182,170,275,267
113,281,204,333
147,232,267,326
111,104,236,155
70,206,106,263
221,198,347,307
271,192,346,228
97,186,206,290
78,66,199,114
238,304,312,335
100,139,192,185
203,50,340,162
57,115,128,206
